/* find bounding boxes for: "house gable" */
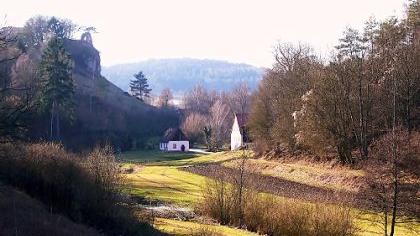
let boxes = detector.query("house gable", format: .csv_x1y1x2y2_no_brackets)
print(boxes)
231,114,245,150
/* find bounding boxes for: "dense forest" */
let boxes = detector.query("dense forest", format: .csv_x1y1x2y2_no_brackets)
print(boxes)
249,2,420,164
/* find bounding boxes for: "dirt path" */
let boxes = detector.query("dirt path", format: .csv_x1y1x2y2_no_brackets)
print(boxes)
183,164,360,207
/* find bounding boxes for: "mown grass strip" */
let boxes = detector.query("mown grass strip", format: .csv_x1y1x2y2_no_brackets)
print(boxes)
154,218,259,236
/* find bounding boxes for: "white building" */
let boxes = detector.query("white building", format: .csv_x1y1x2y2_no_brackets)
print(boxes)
230,113,250,150
160,128,189,152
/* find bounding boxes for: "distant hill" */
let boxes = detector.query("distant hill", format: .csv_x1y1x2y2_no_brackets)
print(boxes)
102,58,264,95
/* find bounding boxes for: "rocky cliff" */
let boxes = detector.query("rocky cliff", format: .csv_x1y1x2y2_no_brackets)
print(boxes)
64,38,101,79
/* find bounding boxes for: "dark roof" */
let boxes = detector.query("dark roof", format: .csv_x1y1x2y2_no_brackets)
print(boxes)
161,128,187,142
236,113,249,127
234,113,251,143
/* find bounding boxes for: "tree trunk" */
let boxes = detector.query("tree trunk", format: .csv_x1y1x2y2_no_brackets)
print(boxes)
389,73,398,236
390,174,398,236
56,110,60,141
50,101,56,140
337,140,352,164
383,190,388,236
358,59,365,159
50,107,54,140
406,81,411,132
363,109,369,158
237,156,246,225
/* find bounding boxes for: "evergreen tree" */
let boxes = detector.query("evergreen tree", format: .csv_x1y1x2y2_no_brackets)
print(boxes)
39,37,74,141
129,71,151,102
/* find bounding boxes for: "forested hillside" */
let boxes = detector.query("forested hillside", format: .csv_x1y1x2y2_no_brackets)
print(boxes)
102,58,263,95
0,17,179,150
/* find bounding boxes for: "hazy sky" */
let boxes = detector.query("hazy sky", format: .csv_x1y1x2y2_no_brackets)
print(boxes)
1,0,407,67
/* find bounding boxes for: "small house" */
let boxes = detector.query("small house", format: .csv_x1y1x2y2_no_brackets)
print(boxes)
230,113,250,150
160,128,189,152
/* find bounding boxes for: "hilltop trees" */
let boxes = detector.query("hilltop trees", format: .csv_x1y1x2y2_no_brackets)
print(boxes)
130,71,151,102
21,16,49,49
38,37,74,141
46,17,78,40
20,16,78,50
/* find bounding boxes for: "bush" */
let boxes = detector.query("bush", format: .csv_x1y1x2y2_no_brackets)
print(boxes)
198,163,356,236
243,194,355,236
0,142,161,236
192,226,223,236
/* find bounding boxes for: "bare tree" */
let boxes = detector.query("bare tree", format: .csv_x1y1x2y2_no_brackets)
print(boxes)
208,100,231,151
229,81,251,115
363,129,420,236
157,88,173,107
181,112,207,145
249,42,317,153
183,85,213,115
336,27,369,159
0,25,36,140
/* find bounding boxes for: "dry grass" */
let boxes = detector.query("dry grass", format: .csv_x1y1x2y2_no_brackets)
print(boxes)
198,162,357,236
244,195,356,236
192,226,225,236
223,154,364,193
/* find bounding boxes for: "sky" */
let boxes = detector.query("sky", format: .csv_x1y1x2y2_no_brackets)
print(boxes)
1,0,408,68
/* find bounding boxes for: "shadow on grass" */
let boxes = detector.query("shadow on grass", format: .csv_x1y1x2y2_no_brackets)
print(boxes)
118,150,201,164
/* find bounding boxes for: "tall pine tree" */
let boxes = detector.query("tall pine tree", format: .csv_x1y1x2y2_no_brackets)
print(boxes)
39,37,74,141
129,71,151,102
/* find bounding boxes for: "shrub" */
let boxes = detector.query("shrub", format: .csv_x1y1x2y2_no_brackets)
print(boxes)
198,163,356,236
192,226,223,236
200,177,235,225
199,158,250,226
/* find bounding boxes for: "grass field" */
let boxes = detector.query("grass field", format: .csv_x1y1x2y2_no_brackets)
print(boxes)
223,158,365,193
154,218,259,236
126,166,205,206
118,150,200,164
122,151,243,205
122,150,420,236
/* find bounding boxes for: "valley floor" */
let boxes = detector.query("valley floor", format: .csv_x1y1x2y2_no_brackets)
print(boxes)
119,150,420,236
